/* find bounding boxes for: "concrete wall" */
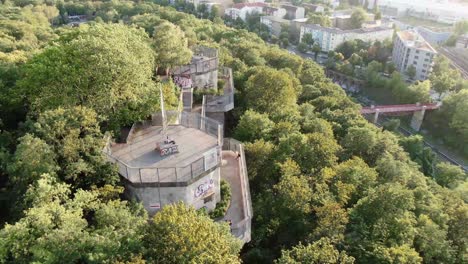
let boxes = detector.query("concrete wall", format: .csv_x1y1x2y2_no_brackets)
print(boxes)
126,168,221,216
192,70,218,90
392,33,436,80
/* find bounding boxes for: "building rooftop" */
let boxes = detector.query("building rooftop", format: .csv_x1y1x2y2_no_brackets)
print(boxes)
397,30,437,53
105,112,222,183
303,23,392,34
262,15,290,23
232,2,266,9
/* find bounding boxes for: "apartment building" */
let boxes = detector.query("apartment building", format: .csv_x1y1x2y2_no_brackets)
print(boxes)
392,30,437,80
279,3,305,19
224,2,266,20
300,24,393,52
260,16,291,36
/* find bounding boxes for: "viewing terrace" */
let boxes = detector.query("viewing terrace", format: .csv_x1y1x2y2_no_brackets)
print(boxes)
171,46,218,76
103,111,223,185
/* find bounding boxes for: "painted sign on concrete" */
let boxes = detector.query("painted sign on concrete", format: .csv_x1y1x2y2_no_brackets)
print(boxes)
173,75,192,89
194,179,214,198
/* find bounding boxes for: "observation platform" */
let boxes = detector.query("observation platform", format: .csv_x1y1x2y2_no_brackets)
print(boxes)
111,126,217,169
104,112,223,184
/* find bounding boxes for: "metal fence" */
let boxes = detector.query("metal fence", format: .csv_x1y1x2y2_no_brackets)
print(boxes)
103,112,223,184
223,138,253,243
171,57,218,76
104,152,217,184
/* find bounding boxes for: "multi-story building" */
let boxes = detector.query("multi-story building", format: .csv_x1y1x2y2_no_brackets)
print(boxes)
261,16,291,36
392,30,437,80
300,24,393,52
301,3,325,15
263,6,287,18
224,2,266,21
279,3,305,20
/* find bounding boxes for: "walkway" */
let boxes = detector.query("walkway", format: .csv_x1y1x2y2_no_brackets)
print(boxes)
220,149,252,243
361,103,439,114
221,151,243,226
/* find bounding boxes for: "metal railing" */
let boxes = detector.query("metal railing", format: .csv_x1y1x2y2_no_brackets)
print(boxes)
104,151,217,184
171,57,218,76
103,112,223,184
223,138,253,243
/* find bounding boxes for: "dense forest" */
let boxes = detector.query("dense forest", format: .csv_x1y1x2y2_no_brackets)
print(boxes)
0,0,466,263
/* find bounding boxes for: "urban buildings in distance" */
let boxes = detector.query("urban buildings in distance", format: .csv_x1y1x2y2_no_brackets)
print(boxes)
299,25,393,52
392,30,437,81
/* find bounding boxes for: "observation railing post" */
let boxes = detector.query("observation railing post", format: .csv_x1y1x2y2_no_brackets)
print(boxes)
139,168,142,183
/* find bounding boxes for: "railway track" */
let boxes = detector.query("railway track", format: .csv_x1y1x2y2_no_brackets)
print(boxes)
438,47,468,79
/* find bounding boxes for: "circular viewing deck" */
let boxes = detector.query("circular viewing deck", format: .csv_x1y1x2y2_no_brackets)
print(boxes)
103,112,222,185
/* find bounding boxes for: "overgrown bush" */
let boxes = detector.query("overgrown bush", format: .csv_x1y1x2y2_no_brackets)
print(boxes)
210,180,232,219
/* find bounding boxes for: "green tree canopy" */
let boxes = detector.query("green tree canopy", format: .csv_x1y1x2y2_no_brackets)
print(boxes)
18,23,158,129
234,110,275,142
276,238,355,264
244,67,298,119
152,21,192,71
144,203,242,263
30,106,119,189
350,8,367,29
0,174,147,263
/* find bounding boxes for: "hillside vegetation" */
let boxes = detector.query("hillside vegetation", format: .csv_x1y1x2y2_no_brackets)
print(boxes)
0,1,466,263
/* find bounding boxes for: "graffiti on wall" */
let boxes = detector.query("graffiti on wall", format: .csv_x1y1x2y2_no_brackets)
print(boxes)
173,75,192,89
194,179,214,198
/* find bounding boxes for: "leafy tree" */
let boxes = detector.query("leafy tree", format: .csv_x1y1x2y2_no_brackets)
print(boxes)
382,118,400,132
244,139,279,191
310,202,349,243
350,8,367,29
406,65,417,80
297,42,308,53
6,134,58,216
327,157,378,206
312,44,321,60
434,162,467,188
348,53,363,66
30,107,119,189
375,11,382,20
307,13,332,27
399,135,436,176
276,238,355,264
234,110,275,142
301,33,314,48
347,184,417,262
386,62,396,74
0,174,148,263
429,67,460,98
277,132,341,173
341,125,378,162
18,23,158,129
144,203,242,263
407,80,432,103
153,21,192,72
244,67,298,118
373,244,422,263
